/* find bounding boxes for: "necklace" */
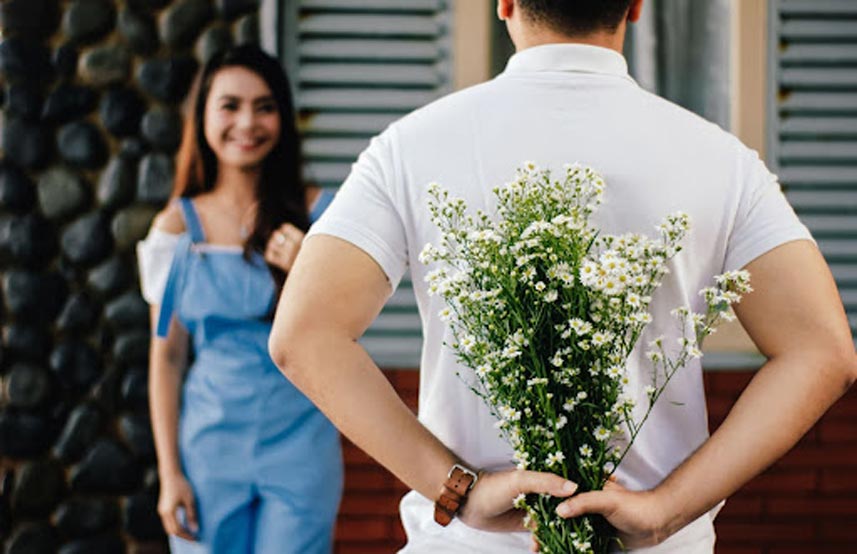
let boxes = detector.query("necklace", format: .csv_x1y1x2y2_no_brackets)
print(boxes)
207,197,257,241
238,201,258,240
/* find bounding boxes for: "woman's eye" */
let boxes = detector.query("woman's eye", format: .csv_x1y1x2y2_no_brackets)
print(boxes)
220,102,238,111
258,103,277,113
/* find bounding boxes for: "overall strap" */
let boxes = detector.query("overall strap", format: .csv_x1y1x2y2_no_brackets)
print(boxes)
156,234,191,338
178,197,206,243
309,189,335,224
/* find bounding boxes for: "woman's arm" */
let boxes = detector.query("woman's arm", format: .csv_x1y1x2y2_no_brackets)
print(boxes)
149,309,189,481
148,306,198,540
144,204,198,540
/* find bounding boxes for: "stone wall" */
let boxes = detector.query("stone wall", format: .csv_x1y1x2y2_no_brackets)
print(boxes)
0,1,260,551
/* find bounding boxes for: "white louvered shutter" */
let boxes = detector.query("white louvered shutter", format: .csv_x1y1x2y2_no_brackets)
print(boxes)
282,0,453,367
768,0,857,334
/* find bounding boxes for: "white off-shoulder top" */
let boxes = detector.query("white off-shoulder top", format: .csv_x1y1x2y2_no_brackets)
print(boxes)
136,228,181,305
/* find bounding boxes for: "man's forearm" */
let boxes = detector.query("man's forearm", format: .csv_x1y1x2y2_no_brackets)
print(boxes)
272,329,456,501
656,351,855,536
271,236,591,533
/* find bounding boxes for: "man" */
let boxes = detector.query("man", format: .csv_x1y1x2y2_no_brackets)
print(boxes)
269,0,857,552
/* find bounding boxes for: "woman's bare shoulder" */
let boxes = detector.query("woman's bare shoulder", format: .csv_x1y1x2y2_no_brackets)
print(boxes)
305,186,321,211
152,202,186,234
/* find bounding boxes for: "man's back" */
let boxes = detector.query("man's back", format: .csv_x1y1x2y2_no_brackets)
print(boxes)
313,43,810,553
274,0,854,549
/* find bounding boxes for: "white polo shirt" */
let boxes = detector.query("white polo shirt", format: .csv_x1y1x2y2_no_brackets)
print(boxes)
308,44,811,553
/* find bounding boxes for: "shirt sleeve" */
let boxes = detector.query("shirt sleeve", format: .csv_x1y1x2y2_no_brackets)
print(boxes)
723,147,814,272
136,228,181,305
306,128,409,291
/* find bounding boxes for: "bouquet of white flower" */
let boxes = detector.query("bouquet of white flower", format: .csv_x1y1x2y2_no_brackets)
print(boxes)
420,163,751,553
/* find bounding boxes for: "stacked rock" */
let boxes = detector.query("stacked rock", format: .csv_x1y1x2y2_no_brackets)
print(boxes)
0,0,261,551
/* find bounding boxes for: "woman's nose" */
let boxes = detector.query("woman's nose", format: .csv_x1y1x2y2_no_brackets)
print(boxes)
236,106,255,129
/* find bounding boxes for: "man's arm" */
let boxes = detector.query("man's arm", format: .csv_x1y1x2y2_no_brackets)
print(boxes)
269,235,578,531
556,240,857,546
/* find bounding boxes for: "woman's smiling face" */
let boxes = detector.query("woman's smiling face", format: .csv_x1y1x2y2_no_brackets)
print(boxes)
203,65,281,170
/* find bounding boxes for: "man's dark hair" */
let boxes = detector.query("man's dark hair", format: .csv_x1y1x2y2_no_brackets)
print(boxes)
518,0,633,35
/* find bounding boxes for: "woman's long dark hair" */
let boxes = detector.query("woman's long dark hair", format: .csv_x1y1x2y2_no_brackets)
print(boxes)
173,45,308,290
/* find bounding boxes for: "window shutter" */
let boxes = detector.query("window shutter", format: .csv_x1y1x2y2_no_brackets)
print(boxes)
768,0,857,333
282,0,453,367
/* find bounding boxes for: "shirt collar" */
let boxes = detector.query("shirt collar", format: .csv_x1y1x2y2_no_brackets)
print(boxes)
503,43,630,79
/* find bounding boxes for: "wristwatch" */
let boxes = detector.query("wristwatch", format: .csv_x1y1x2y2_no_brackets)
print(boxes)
434,463,479,526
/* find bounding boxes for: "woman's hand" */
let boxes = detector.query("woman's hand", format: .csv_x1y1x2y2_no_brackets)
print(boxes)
264,223,306,273
158,472,199,541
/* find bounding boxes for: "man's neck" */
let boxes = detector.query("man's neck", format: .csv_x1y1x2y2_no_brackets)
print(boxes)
513,23,627,55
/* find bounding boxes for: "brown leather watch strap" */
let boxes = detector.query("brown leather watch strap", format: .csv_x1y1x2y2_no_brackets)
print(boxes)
434,464,478,526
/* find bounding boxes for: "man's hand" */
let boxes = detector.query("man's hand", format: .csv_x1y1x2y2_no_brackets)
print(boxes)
459,469,578,532
468,473,667,550
555,480,669,549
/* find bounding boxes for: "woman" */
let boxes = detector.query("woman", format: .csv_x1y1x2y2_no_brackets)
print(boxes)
137,46,341,553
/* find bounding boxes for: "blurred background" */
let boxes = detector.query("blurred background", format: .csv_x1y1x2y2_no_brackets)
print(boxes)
0,0,854,552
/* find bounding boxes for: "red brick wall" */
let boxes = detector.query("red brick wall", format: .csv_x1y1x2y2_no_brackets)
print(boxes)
334,370,857,553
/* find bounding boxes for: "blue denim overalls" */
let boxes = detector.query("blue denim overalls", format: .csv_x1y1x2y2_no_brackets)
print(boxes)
157,194,341,553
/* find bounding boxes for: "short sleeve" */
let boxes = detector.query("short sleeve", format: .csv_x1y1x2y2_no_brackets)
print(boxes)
137,228,181,305
306,128,409,290
723,148,814,272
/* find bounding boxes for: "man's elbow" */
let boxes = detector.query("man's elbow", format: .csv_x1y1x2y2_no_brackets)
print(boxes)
268,324,305,380
838,350,857,390
823,340,857,392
